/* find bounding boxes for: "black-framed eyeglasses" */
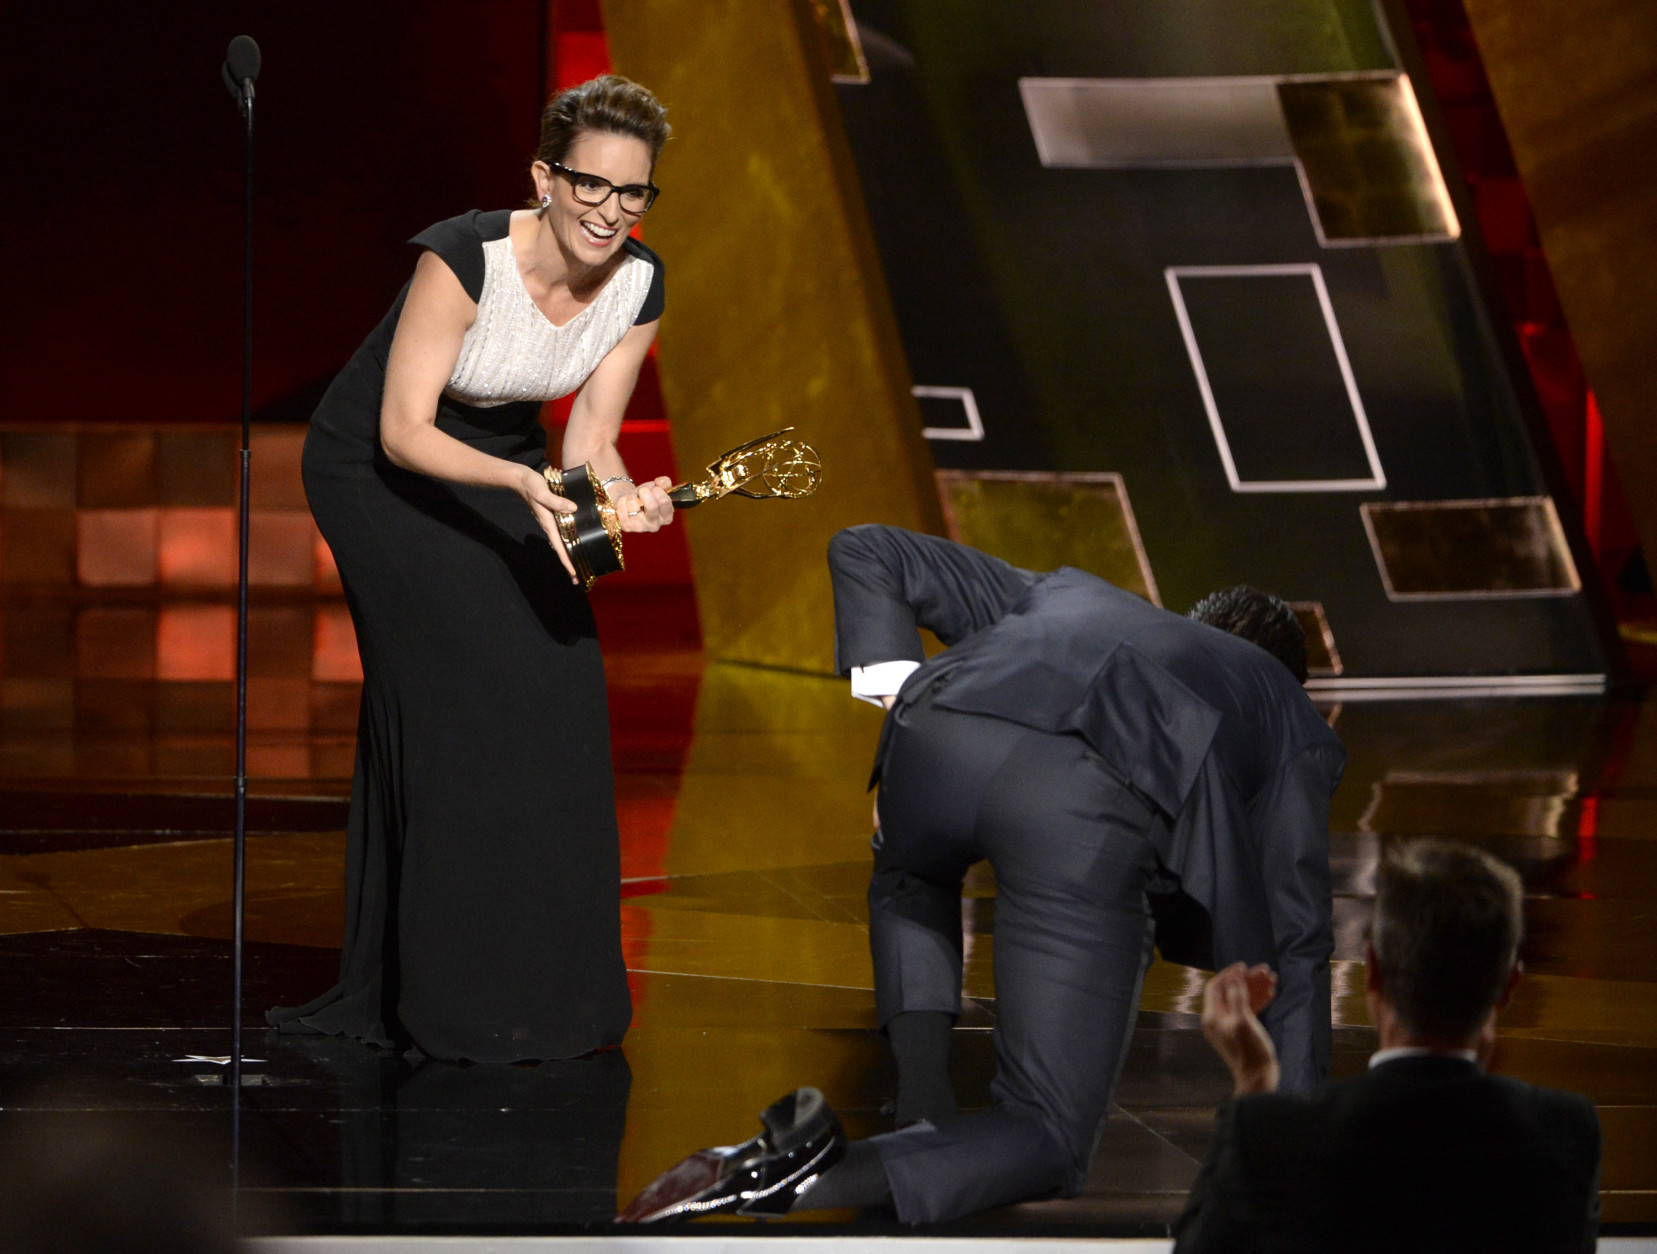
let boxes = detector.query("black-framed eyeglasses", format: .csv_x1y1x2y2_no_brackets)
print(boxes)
549,161,660,214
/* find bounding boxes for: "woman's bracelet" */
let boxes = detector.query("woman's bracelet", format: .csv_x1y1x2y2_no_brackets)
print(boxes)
599,475,636,496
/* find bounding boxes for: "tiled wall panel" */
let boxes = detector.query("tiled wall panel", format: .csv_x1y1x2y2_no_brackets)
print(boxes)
0,425,338,592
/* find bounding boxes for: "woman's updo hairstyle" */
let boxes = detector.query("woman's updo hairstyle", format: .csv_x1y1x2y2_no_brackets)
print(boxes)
533,75,670,178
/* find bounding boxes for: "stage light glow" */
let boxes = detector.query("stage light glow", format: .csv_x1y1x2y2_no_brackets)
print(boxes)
77,509,159,586
158,507,237,587
156,604,236,681
249,510,316,586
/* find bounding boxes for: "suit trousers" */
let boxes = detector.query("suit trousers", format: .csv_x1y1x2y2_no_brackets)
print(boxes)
864,687,1160,1224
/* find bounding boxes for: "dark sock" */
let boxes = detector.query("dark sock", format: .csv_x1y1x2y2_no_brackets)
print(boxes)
791,1139,891,1212
887,1010,957,1125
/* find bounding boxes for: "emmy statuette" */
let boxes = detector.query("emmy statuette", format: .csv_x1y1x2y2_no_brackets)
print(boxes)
543,428,822,588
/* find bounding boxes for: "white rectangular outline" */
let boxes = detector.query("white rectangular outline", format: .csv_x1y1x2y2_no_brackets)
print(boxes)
1165,263,1386,493
1304,673,1606,700
912,385,986,441
934,469,1162,608
1359,495,1582,600
824,0,870,84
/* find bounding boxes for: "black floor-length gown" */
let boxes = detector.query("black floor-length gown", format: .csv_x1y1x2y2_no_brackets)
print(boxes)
269,209,664,1062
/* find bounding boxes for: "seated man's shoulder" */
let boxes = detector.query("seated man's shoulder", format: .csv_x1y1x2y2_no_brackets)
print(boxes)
1484,1071,1602,1153
1213,1071,1598,1250
1229,1067,1595,1163
1342,1061,1591,1120
1368,1063,1595,1124
1326,1065,1599,1214
1225,1087,1339,1167
1503,1070,1598,1116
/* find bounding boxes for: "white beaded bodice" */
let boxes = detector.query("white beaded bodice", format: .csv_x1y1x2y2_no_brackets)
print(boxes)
443,237,655,407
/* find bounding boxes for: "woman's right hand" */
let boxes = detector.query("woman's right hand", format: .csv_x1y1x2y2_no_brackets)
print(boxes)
517,465,581,584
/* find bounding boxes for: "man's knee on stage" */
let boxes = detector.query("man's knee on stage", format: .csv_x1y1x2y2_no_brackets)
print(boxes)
875,1103,1088,1223
991,1077,1112,1196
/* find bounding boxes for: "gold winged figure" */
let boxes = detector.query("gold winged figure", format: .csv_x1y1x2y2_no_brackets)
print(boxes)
545,427,822,587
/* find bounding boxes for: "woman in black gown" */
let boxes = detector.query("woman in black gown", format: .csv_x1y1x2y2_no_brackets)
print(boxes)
270,76,675,1063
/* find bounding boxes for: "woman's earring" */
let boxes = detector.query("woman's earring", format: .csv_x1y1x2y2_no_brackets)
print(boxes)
540,194,551,209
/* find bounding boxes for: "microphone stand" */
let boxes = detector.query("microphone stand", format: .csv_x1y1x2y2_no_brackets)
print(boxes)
229,57,255,1192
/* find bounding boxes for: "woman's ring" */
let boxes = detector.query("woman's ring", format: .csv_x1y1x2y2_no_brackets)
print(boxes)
628,508,641,517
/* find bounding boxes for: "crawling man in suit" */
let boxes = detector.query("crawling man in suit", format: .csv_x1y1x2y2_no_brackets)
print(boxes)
619,525,1345,1225
1176,838,1601,1254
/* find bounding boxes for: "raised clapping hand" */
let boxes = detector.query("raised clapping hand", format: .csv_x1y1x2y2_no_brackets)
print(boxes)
1201,962,1281,1097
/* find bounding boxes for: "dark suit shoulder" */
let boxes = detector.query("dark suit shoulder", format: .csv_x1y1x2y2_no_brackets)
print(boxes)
1026,566,1185,633
1483,1068,1599,1120
1355,1056,1595,1121
1172,1094,1334,1254
1480,1071,1602,1160
1228,1087,1338,1159
1036,570,1334,757
1203,1090,1339,1208
1328,1062,1598,1249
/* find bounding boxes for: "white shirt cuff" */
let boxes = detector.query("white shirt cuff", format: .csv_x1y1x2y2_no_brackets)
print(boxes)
850,660,923,707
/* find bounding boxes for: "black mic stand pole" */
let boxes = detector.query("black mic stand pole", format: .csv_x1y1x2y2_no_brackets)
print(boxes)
233,72,251,1105
222,34,261,1192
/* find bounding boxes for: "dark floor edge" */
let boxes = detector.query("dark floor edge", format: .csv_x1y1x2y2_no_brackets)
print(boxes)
249,1240,1173,1252
245,1238,1657,1252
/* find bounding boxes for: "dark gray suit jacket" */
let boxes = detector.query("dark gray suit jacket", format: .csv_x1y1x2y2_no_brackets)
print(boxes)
829,525,1345,1092
1173,1055,1602,1253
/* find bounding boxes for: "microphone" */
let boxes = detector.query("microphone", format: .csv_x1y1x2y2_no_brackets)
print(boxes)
221,35,261,113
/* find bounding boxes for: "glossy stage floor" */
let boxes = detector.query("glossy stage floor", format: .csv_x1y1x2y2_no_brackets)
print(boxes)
4,578,1657,1242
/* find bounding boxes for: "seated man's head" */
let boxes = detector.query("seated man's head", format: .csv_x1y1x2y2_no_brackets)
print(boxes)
1367,839,1524,1052
1188,586,1308,683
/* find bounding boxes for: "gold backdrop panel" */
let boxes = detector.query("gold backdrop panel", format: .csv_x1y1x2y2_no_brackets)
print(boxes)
603,0,942,674
661,661,886,879
1461,0,1657,585
1361,497,1580,599
1289,600,1343,676
936,470,1161,605
1358,769,1580,839
1277,75,1460,245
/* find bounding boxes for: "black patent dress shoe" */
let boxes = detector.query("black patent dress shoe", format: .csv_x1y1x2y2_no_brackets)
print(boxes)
616,1087,846,1222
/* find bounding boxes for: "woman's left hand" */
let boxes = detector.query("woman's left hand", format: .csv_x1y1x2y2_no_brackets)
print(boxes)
616,476,675,532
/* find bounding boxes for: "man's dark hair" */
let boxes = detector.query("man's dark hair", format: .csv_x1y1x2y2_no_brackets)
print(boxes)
1371,839,1524,1042
1188,586,1308,683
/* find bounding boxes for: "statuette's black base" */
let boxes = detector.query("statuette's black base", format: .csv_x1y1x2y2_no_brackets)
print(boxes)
548,464,624,588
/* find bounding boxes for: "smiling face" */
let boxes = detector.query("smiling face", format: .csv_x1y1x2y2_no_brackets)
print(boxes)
533,129,654,266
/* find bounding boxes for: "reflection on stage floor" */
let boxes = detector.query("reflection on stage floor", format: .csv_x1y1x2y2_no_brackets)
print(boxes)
3,587,1656,1235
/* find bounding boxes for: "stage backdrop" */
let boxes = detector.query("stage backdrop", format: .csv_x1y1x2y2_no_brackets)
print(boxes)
0,0,696,613
819,0,1622,688
602,0,945,675
0,1,547,430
